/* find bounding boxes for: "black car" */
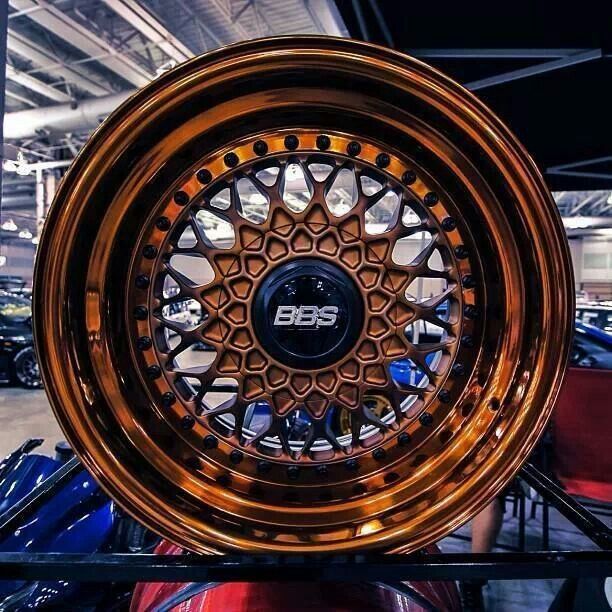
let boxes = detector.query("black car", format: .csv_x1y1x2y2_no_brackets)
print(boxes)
0,292,41,388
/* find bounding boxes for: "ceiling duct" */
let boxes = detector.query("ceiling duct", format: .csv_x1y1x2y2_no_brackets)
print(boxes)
4,91,135,139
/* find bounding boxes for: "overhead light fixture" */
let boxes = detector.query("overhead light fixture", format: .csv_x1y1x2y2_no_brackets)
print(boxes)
2,151,31,176
19,229,33,239
0,256,6,267
1,219,18,232
31,236,39,245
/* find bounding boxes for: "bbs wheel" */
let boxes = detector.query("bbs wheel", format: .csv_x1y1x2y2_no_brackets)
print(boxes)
34,37,573,554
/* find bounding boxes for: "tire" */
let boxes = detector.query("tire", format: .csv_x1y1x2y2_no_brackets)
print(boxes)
13,346,42,389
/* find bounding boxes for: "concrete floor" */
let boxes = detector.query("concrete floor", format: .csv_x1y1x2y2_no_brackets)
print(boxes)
1,385,610,611
0,385,64,457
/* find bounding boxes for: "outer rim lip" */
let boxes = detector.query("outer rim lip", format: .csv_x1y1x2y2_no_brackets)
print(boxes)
33,36,574,553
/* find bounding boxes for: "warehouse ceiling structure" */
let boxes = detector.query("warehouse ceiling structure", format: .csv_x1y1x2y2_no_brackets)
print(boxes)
336,0,612,193
1,0,611,257
1,0,347,245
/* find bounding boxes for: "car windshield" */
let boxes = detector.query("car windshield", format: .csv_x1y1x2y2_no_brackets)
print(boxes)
0,294,31,324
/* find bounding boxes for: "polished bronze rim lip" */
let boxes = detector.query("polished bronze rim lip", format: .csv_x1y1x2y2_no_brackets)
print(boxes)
33,36,574,553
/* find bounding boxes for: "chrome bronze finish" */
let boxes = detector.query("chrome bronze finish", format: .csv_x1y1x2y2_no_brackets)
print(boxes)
33,37,574,554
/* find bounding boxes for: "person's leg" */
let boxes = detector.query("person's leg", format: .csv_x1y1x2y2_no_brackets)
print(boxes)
460,497,505,611
471,497,504,553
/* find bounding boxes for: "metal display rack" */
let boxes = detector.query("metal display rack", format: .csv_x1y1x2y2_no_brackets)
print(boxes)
0,459,610,584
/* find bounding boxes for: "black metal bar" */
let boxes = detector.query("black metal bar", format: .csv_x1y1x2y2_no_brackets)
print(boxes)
0,456,84,539
366,0,394,48
350,0,370,41
518,489,526,552
520,463,612,549
0,551,610,583
543,497,550,550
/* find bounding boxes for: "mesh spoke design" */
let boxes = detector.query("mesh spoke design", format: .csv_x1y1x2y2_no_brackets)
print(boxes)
145,136,463,463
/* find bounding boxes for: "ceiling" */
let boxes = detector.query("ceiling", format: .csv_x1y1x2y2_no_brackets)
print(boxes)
336,0,612,193
1,0,611,252
0,0,347,243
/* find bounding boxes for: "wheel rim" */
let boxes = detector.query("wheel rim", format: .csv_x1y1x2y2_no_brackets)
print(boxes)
16,348,40,386
34,37,573,553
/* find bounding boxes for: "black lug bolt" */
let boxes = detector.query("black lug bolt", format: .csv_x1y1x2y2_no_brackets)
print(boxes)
419,412,434,426
180,415,195,429
196,169,212,184
143,245,158,259
346,141,361,156
402,170,417,185
316,134,331,150
133,305,148,320
398,432,411,446
287,466,300,480
162,391,176,407
174,191,189,206
135,274,150,289
461,334,475,348
257,460,272,474
424,192,439,207
372,447,386,461
253,140,268,156
454,245,469,259
316,464,329,478
464,305,479,319
375,153,390,168
462,274,476,289
216,474,230,487
203,434,218,449
155,217,171,231
441,217,457,231
230,450,243,464
353,483,366,495
345,458,359,471
185,456,201,470
451,363,466,377
136,336,152,350
224,152,239,167
146,365,161,380
284,134,299,150
438,389,451,404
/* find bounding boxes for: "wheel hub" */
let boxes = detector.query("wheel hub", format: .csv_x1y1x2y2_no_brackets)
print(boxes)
253,259,363,370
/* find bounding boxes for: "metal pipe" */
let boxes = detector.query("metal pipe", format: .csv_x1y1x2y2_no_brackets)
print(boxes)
520,463,612,550
4,91,135,139
0,550,610,582
351,0,370,41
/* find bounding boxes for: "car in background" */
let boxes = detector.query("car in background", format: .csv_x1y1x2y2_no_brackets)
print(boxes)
571,320,612,370
575,303,612,334
0,291,41,388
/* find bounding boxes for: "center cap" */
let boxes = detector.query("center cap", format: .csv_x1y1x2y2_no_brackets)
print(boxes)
253,259,364,370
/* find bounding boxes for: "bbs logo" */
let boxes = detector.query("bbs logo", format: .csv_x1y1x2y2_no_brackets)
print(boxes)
273,305,338,327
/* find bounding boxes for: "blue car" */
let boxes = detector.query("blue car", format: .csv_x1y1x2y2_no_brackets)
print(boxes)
0,439,157,609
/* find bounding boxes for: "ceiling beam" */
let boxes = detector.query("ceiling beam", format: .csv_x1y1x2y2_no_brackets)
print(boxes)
465,49,602,91
5,89,38,107
6,64,72,102
8,30,111,96
100,0,193,64
407,48,589,59
9,0,154,87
